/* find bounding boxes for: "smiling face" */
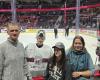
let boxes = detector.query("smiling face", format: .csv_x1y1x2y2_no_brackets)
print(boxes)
7,23,20,41
73,38,83,51
72,36,85,52
36,36,44,46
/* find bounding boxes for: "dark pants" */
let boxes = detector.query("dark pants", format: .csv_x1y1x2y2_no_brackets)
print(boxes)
54,30,58,38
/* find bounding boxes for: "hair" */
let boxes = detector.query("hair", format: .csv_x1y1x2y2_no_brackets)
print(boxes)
71,35,85,49
6,22,21,30
51,48,67,70
36,30,45,39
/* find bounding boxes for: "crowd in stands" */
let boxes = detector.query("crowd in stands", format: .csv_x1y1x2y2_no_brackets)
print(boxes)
0,0,100,30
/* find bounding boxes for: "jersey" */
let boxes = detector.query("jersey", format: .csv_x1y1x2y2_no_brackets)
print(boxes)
25,43,53,77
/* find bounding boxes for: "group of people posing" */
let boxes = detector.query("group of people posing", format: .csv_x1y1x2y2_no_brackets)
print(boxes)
0,22,94,80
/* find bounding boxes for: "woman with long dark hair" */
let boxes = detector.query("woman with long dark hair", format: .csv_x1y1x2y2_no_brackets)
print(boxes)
45,42,72,80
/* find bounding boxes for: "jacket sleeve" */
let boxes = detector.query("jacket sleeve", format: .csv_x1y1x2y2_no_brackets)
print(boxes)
88,54,95,75
0,45,5,80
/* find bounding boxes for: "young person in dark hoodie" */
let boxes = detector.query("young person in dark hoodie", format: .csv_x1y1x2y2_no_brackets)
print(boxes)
45,42,72,80
66,35,94,80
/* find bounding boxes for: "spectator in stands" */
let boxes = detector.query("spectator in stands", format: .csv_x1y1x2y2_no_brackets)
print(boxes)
45,42,72,80
25,30,53,79
66,35,94,80
0,22,31,80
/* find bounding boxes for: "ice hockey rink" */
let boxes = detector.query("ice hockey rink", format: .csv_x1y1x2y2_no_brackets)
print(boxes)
0,29,97,65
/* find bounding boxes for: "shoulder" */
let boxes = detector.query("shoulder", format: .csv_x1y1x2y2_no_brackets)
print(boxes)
65,48,72,55
48,57,53,63
18,41,24,46
0,41,8,49
25,43,35,49
83,49,91,57
0,41,8,54
43,44,52,50
85,52,92,60
43,44,51,48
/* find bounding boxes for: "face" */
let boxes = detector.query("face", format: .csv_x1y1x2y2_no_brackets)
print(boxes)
7,25,20,41
37,36,44,45
73,38,83,51
54,47,62,60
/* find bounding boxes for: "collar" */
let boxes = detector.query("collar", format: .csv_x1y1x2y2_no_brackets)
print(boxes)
36,43,43,48
71,48,87,55
7,37,18,47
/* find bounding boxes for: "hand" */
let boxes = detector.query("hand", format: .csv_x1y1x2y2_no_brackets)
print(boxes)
72,72,82,78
